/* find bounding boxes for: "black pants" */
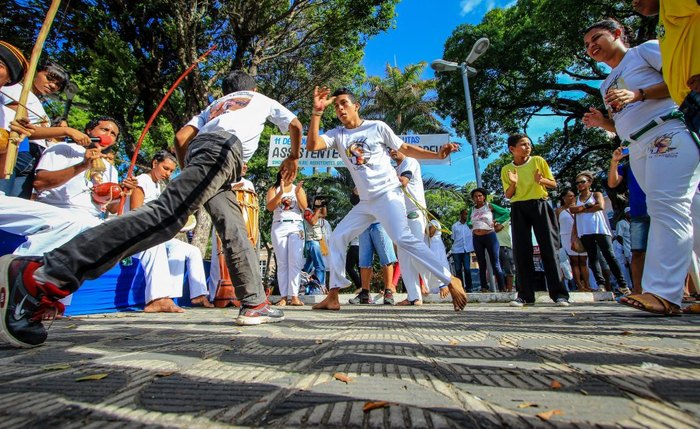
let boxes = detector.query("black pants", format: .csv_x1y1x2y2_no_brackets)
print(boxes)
511,199,568,303
345,244,361,288
43,131,266,306
580,234,628,289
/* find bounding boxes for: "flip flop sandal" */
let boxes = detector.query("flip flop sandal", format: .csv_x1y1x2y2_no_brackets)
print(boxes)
396,299,422,306
682,303,700,314
620,293,682,316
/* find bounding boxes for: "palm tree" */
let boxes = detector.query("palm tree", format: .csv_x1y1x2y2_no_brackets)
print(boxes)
362,62,445,135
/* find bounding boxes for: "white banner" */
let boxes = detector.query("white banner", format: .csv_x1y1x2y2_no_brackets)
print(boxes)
267,134,452,168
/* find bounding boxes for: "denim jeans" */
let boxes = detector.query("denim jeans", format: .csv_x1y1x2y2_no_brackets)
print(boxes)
359,222,397,267
452,252,473,292
472,232,505,291
303,240,326,285
43,130,266,306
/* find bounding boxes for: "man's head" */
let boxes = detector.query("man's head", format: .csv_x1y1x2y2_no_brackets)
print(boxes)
0,41,28,87
624,206,631,219
389,148,405,163
241,162,248,176
222,70,256,95
459,209,468,223
313,197,328,216
632,0,659,16
85,116,122,150
32,60,69,95
507,133,532,158
332,87,361,125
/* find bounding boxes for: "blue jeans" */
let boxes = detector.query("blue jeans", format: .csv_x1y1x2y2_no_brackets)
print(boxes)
303,240,326,285
472,232,505,291
452,252,473,292
359,223,397,267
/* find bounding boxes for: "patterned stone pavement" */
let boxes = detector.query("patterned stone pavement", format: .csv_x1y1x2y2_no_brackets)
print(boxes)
0,301,699,428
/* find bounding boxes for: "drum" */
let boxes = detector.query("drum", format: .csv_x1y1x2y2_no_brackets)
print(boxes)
235,189,259,247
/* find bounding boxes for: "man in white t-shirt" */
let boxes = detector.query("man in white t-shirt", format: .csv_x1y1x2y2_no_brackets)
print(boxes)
389,149,428,305
305,86,467,311
0,71,304,348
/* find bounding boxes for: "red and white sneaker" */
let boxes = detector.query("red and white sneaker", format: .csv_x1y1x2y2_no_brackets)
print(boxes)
235,303,285,326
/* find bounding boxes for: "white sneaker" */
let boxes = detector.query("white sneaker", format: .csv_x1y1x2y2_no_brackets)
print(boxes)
555,298,570,307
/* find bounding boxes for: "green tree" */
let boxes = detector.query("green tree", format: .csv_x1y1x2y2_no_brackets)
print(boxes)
362,62,444,134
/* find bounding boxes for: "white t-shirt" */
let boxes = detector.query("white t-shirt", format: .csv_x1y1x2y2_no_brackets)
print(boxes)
395,156,425,214
451,221,474,253
34,143,118,217
186,91,297,162
600,41,677,141
136,173,162,203
320,120,402,200
0,84,50,148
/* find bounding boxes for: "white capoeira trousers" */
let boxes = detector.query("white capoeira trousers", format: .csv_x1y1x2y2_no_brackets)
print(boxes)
628,119,700,306
165,238,208,300
134,243,174,304
270,221,305,298
424,235,450,294
329,187,452,290
398,212,427,301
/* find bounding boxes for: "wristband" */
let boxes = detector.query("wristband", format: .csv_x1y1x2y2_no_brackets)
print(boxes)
638,88,646,102
312,110,323,116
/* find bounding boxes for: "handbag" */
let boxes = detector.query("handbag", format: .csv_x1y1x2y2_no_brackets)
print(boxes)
570,211,586,253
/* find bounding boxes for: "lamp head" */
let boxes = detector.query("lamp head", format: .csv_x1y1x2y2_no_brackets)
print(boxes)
466,37,490,65
430,59,460,72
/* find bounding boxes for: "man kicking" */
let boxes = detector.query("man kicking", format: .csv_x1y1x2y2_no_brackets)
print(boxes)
306,87,467,311
0,70,303,348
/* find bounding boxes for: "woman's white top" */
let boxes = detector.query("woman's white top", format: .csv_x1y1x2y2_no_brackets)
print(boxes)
471,204,494,231
575,194,612,237
272,185,303,222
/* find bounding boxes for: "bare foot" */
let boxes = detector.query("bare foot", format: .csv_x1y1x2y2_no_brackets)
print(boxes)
439,287,449,299
289,297,304,306
191,295,214,308
397,299,422,306
274,298,287,306
447,276,468,311
312,289,341,311
144,297,185,313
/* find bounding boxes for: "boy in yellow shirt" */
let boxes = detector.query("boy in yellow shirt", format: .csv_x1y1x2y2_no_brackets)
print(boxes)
501,133,570,307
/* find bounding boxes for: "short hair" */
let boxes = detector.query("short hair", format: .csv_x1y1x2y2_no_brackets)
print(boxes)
151,149,177,165
470,187,488,198
507,133,530,147
582,19,628,46
222,70,256,94
576,171,595,182
332,87,357,104
38,60,70,92
85,116,123,140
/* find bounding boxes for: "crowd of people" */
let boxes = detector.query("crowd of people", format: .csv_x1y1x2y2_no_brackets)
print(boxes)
0,0,697,350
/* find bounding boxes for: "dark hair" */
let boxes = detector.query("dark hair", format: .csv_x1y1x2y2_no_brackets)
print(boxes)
85,116,123,140
38,60,69,92
273,171,283,188
507,133,530,147
332,87,357,104
582,19,628,46
222,70,256,94
470,187,488,198
151,149,177,165
559,189,575,204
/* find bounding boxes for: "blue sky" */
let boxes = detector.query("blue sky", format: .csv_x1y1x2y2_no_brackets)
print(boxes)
361,0,559,186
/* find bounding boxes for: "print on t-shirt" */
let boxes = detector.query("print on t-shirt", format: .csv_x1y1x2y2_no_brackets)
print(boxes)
604,74,628,113
208,93,253,122
280,196,296,211
346,137,371,168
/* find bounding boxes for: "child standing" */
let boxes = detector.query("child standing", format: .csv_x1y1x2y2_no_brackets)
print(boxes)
501,134,570,307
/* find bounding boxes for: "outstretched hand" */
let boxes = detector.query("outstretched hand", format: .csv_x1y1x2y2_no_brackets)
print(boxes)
279,156,298,184
313,86,336,113
582,107,606,129
437,143,460,159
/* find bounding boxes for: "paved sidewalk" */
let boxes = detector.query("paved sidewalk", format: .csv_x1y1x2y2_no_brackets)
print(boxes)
1,302,698,428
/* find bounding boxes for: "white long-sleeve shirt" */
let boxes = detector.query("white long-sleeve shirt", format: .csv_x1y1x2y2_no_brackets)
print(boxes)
451,221,474,253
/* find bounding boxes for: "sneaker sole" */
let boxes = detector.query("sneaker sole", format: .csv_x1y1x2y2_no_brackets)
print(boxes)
0,255,39,348
234,314,285,326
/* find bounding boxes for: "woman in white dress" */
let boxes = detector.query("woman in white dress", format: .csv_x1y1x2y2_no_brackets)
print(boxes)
556,190,591,291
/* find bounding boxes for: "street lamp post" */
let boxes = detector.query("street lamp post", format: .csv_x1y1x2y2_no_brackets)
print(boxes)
431,37,490,188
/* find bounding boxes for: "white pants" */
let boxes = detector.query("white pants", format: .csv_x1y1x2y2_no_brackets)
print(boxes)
329,187,452,289
135,243,175,304
0,198,100,256
271,221,305,298
628,119,700,305
398,212,426,301
424,234,449,294
165,238,208,300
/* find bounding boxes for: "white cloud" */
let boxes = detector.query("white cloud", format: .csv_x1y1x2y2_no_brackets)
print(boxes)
460,0,513,16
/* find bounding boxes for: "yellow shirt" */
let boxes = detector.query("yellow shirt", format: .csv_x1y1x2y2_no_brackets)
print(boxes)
500,156,554,203
659,0,700,105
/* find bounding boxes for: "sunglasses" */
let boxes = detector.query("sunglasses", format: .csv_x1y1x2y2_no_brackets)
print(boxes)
575,180,588,185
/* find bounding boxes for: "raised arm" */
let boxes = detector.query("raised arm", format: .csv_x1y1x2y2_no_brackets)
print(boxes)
306,86,334,151
399,142,459,160
607,147,626,189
